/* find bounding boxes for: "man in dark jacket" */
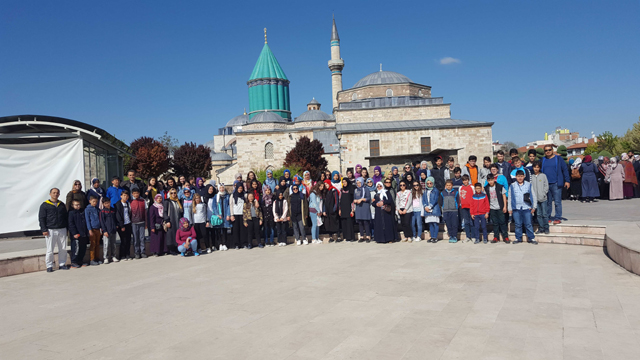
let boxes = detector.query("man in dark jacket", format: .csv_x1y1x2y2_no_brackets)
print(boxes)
541,145,571,224
38,188,69,272
68,199,89,268
122,169,147,199
115,191,133,260
430,156,446,192
99,197,119,263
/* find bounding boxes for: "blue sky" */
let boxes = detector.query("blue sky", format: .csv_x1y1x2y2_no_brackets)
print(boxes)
1,0,638,146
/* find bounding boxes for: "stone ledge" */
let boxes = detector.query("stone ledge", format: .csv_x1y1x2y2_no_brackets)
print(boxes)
605,222,640,276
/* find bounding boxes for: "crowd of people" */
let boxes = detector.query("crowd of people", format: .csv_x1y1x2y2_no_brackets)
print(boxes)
38,145,640,273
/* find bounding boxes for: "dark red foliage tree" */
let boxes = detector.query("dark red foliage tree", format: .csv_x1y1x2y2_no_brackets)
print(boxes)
172,142,212,179
283,136,328,179
129,137,170,179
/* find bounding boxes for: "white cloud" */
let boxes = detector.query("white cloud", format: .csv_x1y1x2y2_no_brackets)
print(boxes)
439,57,461,65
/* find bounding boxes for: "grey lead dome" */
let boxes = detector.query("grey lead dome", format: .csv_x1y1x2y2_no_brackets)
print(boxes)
352,71,412,89
225,114,250,127
249,111,287,123
295,110,334,122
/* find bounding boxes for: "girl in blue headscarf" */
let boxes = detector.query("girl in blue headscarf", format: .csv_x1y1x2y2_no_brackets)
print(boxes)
264,169,277,193
354,177,372,242
331,170,342,191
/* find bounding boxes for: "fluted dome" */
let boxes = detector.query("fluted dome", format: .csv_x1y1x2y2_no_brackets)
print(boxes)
352,71,412,88
210,151,233,161
226,114,249,127
295,110,334,122
249,111,287,123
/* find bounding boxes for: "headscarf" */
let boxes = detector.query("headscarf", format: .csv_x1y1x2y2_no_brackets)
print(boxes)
375,181,387,200
611,157,618,167
331,171,341,184
232,184,244,202
355,164,363,178
571,157,582,170
91,178,105,195
152,194,164,216
233,173,243,190
264,169,277,192
290,184,304,199
179,217,191,229
324,179,336,192
274,190,285,217
372,166,383,184
182,188,194,201
202,184,215,204
262,185,274,207
426,176,435,190
283,169,291,179
168,188,183,210
365,178,375,192
302,171,313,193
599,157,609,176
584,155,592,163
621,153,630,161
195,177,204,191
290,177,306,197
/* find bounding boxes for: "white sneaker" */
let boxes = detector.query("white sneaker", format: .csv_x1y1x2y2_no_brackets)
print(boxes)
296,240,302,246
207,248,212,253
113,258,120,263
303,239,308,245
414,237,421,242
103,258,110,264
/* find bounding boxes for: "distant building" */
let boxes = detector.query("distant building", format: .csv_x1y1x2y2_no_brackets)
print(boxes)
524,127,597,153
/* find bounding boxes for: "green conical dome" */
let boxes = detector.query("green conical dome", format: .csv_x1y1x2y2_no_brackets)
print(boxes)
249,44,288,81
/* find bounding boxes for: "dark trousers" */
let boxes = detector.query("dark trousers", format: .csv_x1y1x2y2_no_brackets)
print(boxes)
276,221,287,244
357,219,371,238
473,215,488,241
442,211,459,239
71,236,87,264
232,217,246,248
399,212,412,239
117,223,132,259
246,218,262,247
460,208,473,239
216,228,228,248
194,223,209,250
489,209,508,239
340,217,355,241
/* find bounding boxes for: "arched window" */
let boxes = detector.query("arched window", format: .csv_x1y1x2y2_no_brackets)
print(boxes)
386,89,393,97
351,93,357,101
265,142,274,159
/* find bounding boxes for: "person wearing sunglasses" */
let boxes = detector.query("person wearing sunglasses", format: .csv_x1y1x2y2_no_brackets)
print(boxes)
540,145,570,224
65,180,87,211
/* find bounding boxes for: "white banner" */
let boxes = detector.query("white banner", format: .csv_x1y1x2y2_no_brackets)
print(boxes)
0,138,84,234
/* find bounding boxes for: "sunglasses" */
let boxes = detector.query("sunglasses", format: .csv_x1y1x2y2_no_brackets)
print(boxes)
545,149,553,152
400,184,406,187
414,184,420,187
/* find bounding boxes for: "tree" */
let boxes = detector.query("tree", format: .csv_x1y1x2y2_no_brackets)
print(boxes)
158,131,179,156
254,166,303,184
283,136,328,179
535,148,545,160
128,136,170,179
597,131,623,155
557,145,568,161
584,143,599,157
172,142,212,179
623,117,640,152
501,141,519,153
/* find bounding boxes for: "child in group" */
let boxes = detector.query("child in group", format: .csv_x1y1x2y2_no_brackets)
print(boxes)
458,175,474,242
451,167,463,192
422,177,441,243
261,186,276,246
470,183,490,244
176,217,199,256
495,150,512,177
84,196,102,265
115,191,132,260
106,176,124,207
479,156,492,185
444,157,456,180
99,197,118,263
192,194,211,253
508,170,538,244
485,164,509,195
525,149,538,170
509,156,531,184
485,174,509,243
439,180,460,243
130,188,147,259
531,161,550,234
243,193,263,249
462,155,479,185
273,190,289,246
68,199,88,268
410,181,423,241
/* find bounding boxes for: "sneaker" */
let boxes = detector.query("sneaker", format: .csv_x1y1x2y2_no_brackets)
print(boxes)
141,254,148,259
553,220,562,225
504,238,511,244
297,240,302,246
474,239,480,244
548,220,552,224
247,245,252,250
59,265,69,270
303,239,308,245
134,254,141,260
103,258,110,264
98,260,103,264
70,263,80,269
534,230,544,235
544,230,550,234
235,246,239,250
207,248,212,253
193,252,200,256
258,244,264,248
47,267,53,273
528,240,538,245
90,260,100,266
491,237,499,243
414,237,421,242
449,237,458,243
513,240,523,244
180,252,185,257
483,240,488,244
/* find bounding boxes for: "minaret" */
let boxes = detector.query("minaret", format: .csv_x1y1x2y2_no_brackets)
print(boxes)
328,16,344,110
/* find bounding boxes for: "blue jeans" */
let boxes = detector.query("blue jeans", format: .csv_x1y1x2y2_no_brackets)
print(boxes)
546,185,563,220
512,209,535,242
427,222,439,239
460,208,473,239
310,211,319,239
411,212,423,238
178,239,198,253
264,224,275,245
536,201,549,232
473,216,488,241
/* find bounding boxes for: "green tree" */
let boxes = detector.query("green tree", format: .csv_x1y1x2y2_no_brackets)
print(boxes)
536,148,545,160
172,142,212,179
254,166,303,184
158,131,179,156
623,117,640,152
557,145,568,161
597,131,623,155
584,143,599,156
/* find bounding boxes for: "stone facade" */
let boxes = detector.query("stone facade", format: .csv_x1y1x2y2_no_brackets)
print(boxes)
335,104,451,124
337,83,431,103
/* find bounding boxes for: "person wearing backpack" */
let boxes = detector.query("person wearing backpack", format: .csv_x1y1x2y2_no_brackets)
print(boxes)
508,170,538,244
569,158,583,201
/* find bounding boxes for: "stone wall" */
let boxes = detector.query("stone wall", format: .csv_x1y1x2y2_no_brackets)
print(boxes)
339,126,493,174
337,83,431,103
335,104,451,124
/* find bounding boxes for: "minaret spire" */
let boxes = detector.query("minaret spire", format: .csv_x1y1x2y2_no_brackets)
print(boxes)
264,28,267,44
328,16,345,110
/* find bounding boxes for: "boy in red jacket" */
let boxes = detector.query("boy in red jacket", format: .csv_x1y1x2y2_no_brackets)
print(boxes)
470,183,490,244
458,175,474,242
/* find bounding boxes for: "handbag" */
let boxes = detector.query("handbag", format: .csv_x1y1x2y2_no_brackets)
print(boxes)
210,201,224,226
154,223,162,231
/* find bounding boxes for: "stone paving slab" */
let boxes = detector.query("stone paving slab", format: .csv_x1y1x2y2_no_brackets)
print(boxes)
1,239,640,359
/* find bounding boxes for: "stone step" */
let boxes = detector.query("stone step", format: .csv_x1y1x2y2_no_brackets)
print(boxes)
545,223,606,235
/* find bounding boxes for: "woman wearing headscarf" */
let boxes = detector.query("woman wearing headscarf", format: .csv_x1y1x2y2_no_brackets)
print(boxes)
210,184,231,251
606,157,625,200
416,161,431,181
279,169,292,190
390,166,401,191
620,153,638,199
249,179,262,204
339,178,355,242
596,157,610,200
290,175,307,197
86,178,105,208
148,194,167,256
302,170,314,196
422,177,441,243
579,155,600,202
354,164,363,178
569,158,582,201
354,177,372,242
66,180,88,211
229,184,247,249
323,179,340,241
372,166,383,185
163,188,184,255
195,177,207,198
273,189,288,246
233,173,243,192
261,185,276,246
264,169,277,193
373,181,395,244
365,178,376,222
288,184,308,245
331,170,343,191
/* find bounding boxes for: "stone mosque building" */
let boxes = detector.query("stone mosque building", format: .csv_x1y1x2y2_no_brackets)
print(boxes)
209,19,493,184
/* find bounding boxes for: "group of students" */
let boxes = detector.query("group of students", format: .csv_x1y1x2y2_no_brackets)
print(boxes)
38,146,639,272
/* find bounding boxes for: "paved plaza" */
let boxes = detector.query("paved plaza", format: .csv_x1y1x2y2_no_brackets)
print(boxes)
2,227,640,360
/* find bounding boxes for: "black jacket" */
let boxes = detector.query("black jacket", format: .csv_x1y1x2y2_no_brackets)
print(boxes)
99,207,118,234
122,180,147,199
430,165,446,192
484,183,505,211
68,209,89,238
38,200,68,232
115,201,132,228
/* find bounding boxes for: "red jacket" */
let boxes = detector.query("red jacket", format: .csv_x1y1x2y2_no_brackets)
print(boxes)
470,192,490,216
458,185,474,209
175,226,196,246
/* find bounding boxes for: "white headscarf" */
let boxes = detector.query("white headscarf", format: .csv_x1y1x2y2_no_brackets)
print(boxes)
571,157,582,170
375,181,387,200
